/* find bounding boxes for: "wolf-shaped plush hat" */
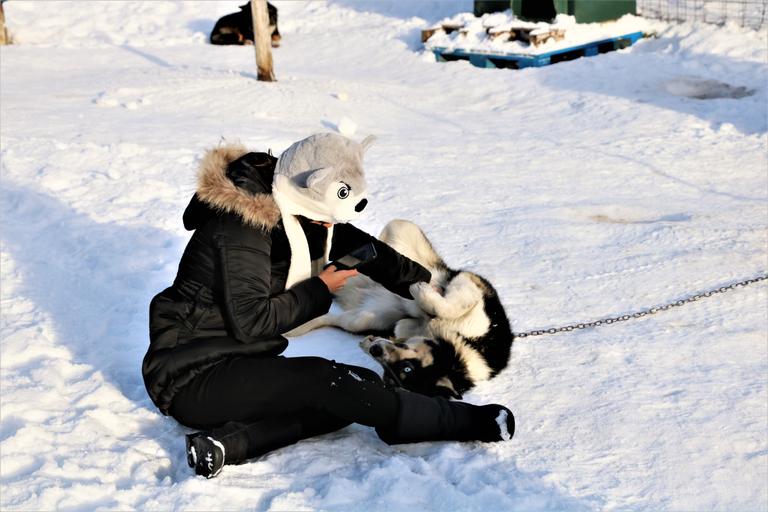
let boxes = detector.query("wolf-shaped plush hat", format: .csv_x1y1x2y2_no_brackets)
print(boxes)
272,133,376,289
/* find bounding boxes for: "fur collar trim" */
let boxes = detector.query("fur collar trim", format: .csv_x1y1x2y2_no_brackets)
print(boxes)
196,144,281,230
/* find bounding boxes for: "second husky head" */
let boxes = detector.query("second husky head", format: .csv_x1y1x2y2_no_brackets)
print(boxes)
272,133,375,223
360,335,473,400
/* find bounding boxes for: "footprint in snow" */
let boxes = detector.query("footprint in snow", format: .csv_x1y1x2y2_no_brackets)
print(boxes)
590,212,692,224
663,76,755,100
93,89,152,110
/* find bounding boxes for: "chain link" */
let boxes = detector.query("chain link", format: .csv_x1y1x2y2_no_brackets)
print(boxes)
516,273,768,339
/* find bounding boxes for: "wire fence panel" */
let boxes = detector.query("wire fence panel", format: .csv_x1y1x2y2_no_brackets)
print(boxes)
637,0,768,29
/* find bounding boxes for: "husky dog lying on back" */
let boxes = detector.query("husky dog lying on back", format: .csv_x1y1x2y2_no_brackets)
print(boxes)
291,220,514,399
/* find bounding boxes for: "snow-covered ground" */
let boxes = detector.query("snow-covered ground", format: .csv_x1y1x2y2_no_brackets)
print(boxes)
1,1,766,510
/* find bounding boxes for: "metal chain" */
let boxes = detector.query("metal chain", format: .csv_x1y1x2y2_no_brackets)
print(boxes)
516,273,768,339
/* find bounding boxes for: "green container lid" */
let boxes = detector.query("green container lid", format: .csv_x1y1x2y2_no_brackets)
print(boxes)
475,0,637,23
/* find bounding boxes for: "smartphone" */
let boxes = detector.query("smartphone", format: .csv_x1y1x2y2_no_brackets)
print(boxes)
326,242,378,271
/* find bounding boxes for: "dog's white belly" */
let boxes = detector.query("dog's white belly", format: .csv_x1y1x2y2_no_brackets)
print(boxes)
331,284,410,332
358,289,410,326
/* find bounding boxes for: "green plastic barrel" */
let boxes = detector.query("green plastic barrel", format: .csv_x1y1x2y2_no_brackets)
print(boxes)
474,1,510,17
475,1,636,23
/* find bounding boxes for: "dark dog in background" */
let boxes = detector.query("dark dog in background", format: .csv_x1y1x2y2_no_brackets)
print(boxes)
210,2,281,47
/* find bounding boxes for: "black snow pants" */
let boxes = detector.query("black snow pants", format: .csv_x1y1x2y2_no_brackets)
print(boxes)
169,354,400,463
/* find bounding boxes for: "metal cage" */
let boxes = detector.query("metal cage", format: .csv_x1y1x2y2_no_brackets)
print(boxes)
637,0,767,29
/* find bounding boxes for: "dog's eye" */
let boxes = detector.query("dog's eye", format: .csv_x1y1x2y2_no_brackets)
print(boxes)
337,185,350,199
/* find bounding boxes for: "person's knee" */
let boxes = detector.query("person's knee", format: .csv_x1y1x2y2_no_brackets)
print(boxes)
294,357,338,386
295,358,380,382
348,365,381,384
327,361,383,386
292,358,385,408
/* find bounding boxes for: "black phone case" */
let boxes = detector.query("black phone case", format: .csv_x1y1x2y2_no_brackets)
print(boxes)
326,242,378,270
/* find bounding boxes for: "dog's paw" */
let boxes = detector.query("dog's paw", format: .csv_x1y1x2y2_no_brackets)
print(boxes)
359,335,376,351
409,282,440,314
409,281,438,299
408,281,426,299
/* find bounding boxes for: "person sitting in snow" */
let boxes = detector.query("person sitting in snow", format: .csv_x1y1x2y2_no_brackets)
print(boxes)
141,133,515,478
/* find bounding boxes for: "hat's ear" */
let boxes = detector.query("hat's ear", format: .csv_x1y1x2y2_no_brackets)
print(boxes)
360,135,376,153
435,376,462,400
305,166,336,190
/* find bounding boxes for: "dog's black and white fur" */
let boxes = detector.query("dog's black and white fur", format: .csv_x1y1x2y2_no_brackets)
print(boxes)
210,2,281,47
290,220,514,399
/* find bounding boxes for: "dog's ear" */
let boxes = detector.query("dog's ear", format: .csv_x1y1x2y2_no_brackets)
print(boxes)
360,135,376,153
435,377,462,400
304,167,336,190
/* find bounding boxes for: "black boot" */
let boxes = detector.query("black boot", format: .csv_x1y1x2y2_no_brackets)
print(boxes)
376,390,515,445
185,420,264,478
185,417,331,478
185,432,226,478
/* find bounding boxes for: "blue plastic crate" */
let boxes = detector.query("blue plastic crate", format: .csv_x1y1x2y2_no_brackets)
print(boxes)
432,31,645,69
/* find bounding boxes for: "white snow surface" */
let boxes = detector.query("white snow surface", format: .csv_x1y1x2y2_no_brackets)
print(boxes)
1,1,767,510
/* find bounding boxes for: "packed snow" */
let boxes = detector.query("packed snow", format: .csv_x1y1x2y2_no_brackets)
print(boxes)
1,1,767,510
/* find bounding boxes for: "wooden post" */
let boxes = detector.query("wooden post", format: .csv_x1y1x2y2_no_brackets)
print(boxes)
250,0,276,82
0,1,9,46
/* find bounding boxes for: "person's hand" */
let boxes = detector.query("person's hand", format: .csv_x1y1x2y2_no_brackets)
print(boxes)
318,265,358,293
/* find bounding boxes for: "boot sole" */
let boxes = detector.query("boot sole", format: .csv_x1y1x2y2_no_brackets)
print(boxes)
185,435,225,479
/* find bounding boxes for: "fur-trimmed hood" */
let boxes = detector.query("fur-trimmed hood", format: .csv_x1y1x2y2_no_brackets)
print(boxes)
183,144,282,231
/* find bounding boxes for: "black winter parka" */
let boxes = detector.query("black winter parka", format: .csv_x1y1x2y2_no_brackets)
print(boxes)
142,145,431,414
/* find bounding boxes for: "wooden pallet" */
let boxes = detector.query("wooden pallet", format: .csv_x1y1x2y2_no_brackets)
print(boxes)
424,23,567,47
421,22,465,43
487,25,567,46
431,31,645,69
